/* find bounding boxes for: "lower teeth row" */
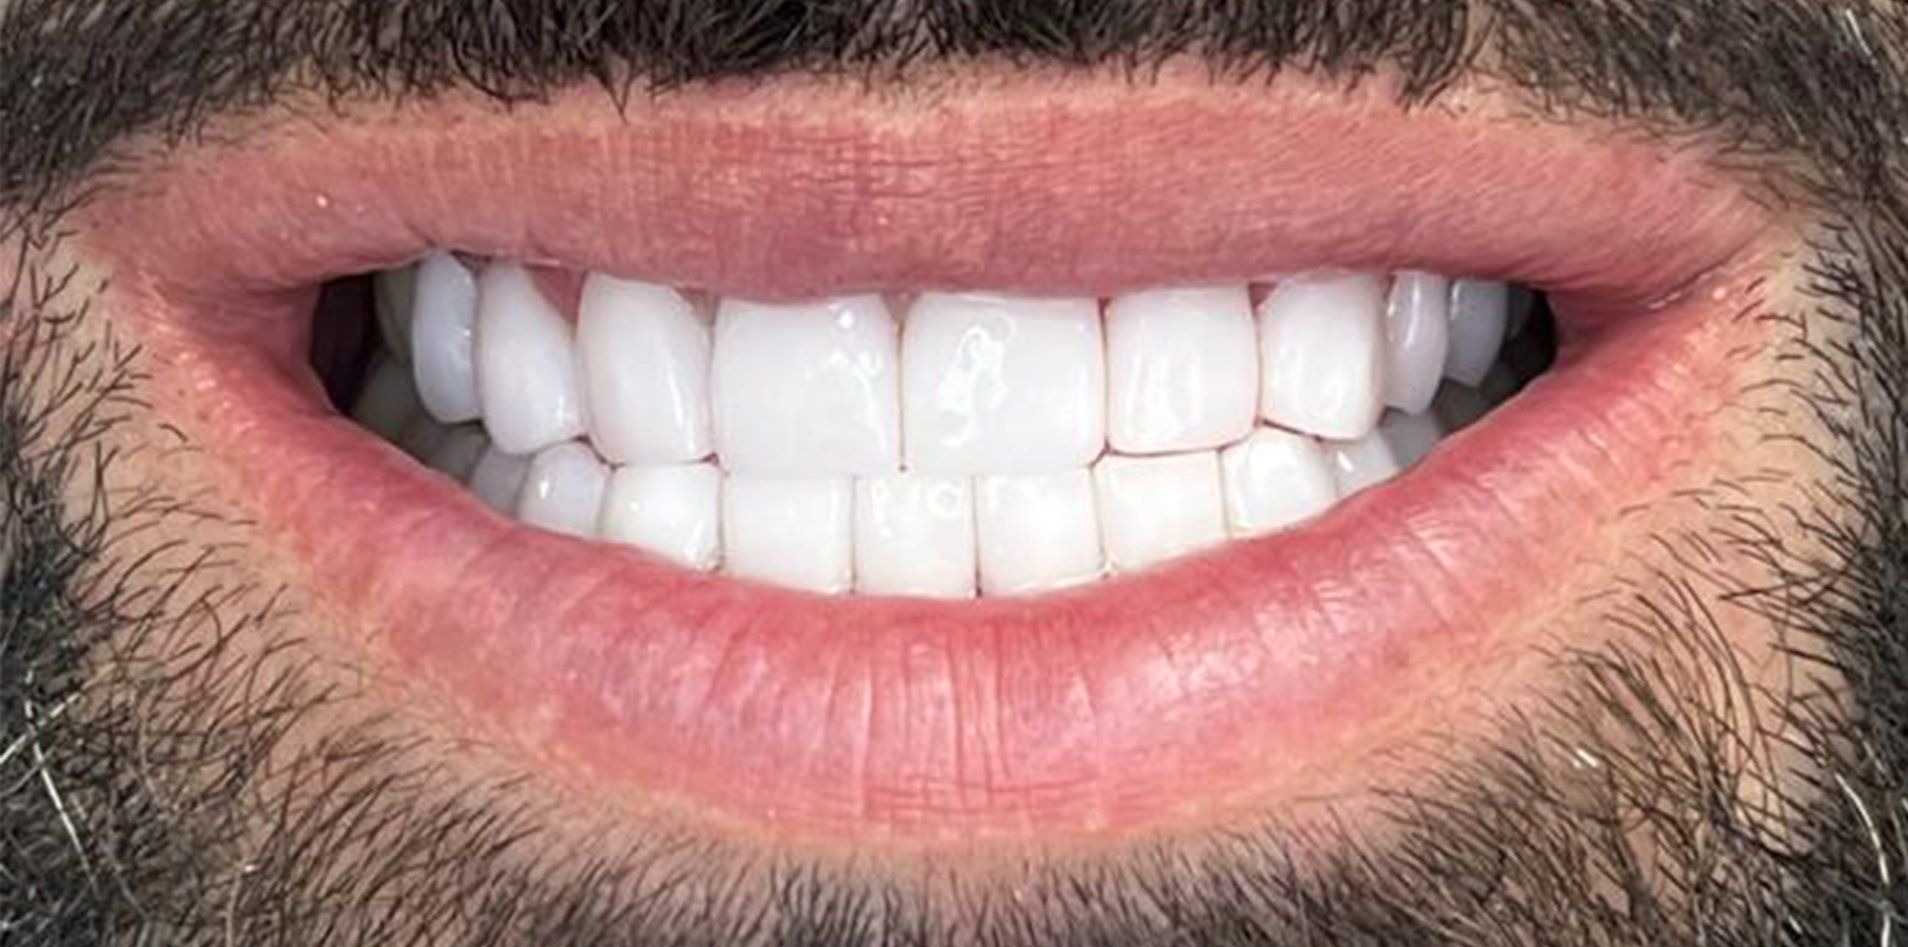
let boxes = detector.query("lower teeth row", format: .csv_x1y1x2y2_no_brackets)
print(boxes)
320,254,1550,598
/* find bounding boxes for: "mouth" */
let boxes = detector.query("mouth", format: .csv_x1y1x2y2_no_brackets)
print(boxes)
80,68,1784,847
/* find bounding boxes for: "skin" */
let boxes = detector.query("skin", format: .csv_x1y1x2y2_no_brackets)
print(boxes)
1,1,1906,945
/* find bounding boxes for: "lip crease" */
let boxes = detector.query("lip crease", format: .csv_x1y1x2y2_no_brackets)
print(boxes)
77,68,1783,845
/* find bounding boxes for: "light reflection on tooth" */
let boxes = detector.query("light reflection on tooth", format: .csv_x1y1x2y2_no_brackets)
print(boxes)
468,447,533,514
1445,278,1510,387
976,470,1104,596
1382,272,1451,415
1257,272,1387,440
1218,427,1340,538
712,296,901,476
410,252,483,423
1094,452,1227,573
475,262,587,455
352,352,424,442
375,263,418,363
517,442,611,539
854,474,977,599
578,276,714,465
723,475,854,593
598,462,722,571
1325,431,1402,496
1104,286,1258,454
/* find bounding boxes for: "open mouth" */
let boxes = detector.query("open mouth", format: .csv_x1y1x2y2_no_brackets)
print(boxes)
80,72,1783,843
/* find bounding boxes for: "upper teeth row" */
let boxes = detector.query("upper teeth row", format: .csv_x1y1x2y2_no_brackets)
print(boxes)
371,253,1523,472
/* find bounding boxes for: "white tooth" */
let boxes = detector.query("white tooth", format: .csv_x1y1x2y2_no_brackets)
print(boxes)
1382,272,1451,415
516,442,610,538
351,352,424,441
1218,427,1340,537
711,296,900,476
578,276,713,465
1432,381,1492,432
1093,452,1227,573
467,447,533,514
425,425,490,481
1104,286,1258,454
721,475,854,593
475,262,586,455
598,463,722,571
902,293,1106,475
853,474,977,599
397,413,451,460
975,470,1103,596
1445,278,1510,387
1257,272,1387,440
1325,431,1402,495
409,251,482,423
1378,410,1443,468
375,263,418,362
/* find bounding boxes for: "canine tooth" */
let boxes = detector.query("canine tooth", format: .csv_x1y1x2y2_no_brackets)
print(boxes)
975,470,1104,595
1446,278,1510,386
598,463,722,571
1383,272,1451,415
712,296,900,476
375,263,418,362
1104,286,1259,454
475,262,586,455
410,251,482,423
1326,431,1402,495
722,475,854,593
854,474,977,599
1094,452,1227,573
425,425,489,481
351,352,424,441
1258,273,1387,440
578,276,713,465
903,293,1106,475
468,447,533,514
516,442,610,539
1378,410,1443,468
1218,427,1340,537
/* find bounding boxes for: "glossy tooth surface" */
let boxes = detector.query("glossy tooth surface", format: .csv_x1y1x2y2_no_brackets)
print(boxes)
903,293,1106,475
1258,273,1387,440
516,442,610,538
854,474,977,599
1219,427,1340,537
351,352,424,441
1325,431,1402,495
425,425,490,481
712,296,900,476
468,447,533,514
975,470,1104,596
1378,410,1443,468
722,475,854,593
1446,278,1510,386
475,262,586,455
1094,452,1227,573
1104,286,1258,454
375,263,418,362
578,276,713,465
409,251,482,423
598,463,722,571
1382,272,1451,415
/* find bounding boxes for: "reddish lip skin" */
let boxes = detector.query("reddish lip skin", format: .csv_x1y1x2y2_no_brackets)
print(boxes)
81,72,1780,844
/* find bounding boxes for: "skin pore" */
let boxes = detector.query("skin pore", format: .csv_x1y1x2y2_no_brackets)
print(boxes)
2,1,1907,945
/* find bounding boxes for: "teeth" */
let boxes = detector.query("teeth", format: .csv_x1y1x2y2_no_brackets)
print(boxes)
1104,286,1259,454
475,262,587,455
397,413,452,460
1093,452,1228,573
578,276,714,465
516,442,611,539
712,296,901,476
1378,410,1443,468
1257,273,1387,440
902,293,1106,475
1218,427,1340,537
424,425,490,481
1382,272,1452,415
975,470,1104,596
1432,381,1493,433
1445,278,1510,387
854,474,978,599
467,447,533,514
1324,431,1402,496
351,352,425,441
410,251,483,423
375,263,418,362
722,475,855,593
598,462,722,571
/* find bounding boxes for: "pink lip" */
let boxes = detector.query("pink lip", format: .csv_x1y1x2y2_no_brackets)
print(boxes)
82,70,1781,844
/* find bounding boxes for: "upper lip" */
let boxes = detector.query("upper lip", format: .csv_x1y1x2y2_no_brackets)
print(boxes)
77,67,1783,847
